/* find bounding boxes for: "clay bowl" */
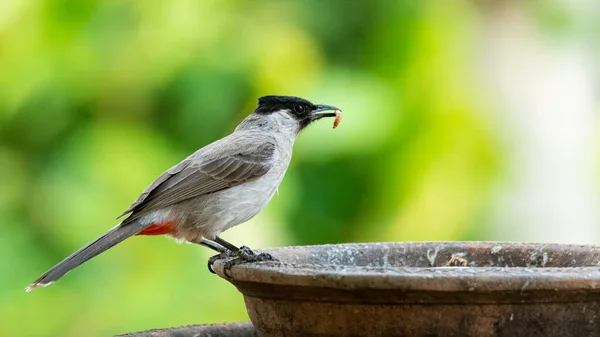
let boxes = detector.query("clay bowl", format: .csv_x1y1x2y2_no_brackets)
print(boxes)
212,242,600,337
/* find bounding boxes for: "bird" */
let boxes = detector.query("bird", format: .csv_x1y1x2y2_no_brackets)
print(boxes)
26,95,341,292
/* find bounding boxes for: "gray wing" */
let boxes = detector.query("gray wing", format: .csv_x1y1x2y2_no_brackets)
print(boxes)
117,140,276,219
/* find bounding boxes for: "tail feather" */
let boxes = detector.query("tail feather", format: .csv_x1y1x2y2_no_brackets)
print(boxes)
26,221,146,292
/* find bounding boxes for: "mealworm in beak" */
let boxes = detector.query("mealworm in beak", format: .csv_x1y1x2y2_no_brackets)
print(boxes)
333,110,342,129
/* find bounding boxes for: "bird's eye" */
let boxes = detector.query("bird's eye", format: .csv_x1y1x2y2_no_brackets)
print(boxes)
293,104,305,114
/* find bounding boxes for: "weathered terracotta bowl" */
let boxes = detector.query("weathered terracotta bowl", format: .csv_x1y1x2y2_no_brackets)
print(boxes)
212,242,600,337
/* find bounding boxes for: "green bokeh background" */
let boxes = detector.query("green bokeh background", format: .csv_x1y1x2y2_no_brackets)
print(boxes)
1,1,597,336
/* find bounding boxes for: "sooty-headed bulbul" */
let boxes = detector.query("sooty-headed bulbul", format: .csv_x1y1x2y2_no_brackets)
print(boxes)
27,95,341,292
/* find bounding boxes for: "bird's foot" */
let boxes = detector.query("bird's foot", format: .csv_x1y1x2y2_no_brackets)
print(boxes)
207,250,234,274
233,246,275,264
222,246,276,278
207,246,276,277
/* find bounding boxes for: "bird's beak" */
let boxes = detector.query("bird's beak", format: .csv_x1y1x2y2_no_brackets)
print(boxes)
311,104,341,121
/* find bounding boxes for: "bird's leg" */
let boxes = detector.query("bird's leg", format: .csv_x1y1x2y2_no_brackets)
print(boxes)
195,239,233,274
214,236,241,252
208,236,276,277
206,237,239,274
197,239,228,253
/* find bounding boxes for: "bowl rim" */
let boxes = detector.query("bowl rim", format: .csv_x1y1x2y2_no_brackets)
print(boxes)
212,241,600,292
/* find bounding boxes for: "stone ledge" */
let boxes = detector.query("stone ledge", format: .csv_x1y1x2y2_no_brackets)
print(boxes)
115,322,256,337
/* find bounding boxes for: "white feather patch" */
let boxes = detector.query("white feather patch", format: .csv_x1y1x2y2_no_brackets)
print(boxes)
139,209,173,226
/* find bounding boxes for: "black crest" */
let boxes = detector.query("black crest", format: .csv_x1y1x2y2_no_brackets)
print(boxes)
255,95,316,117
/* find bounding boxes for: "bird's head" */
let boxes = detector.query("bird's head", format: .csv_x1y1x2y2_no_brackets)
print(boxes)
252,95,340,131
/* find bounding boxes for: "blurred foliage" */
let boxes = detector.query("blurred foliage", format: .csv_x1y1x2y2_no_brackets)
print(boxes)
2,0,586,336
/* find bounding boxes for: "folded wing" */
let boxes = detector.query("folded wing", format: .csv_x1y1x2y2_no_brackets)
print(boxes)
119,140,276,220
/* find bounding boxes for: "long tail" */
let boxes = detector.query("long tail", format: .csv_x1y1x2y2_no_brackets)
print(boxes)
26,221,146,292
